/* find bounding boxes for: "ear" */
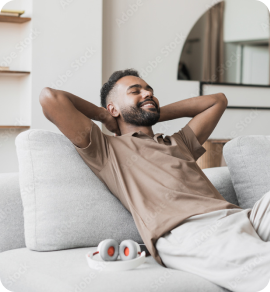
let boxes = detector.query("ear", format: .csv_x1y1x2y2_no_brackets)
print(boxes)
107,103,120,118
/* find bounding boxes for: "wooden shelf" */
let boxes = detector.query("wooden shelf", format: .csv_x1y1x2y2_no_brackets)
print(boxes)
0,15,31,23
0,70,30,76
0,126,30,129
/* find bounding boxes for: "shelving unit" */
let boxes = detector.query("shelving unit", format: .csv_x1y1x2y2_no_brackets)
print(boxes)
0,3,32,128
0,1,33,172
0,15,31,23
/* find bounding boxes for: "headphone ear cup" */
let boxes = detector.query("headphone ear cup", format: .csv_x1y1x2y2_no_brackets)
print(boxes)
119,240,141,261
98,239,119,261
97,239,107,253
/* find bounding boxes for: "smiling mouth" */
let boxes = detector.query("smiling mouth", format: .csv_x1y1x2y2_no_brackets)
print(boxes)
141,104,156,109
140,102,157,109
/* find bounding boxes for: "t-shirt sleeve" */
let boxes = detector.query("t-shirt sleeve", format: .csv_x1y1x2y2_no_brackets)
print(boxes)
72,120,109,173
173,123,207,161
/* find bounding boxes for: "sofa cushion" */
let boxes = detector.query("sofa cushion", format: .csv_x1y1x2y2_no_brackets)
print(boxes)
0,173,25,253
202,167,239,206
223,135,270,209
15,129,143,252
0,247,228,292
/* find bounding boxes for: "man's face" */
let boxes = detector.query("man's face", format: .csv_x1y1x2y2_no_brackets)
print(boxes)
112,76,160,127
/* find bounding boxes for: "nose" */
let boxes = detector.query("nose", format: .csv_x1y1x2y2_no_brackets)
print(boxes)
141,89,152,99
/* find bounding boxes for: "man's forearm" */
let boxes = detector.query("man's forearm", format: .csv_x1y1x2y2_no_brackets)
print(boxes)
46,88,107,122
158,93,227,123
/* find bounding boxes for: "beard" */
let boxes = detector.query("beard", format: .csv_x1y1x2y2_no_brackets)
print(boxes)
120,104,160,127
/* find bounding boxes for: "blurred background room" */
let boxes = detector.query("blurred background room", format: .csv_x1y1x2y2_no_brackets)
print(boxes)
0,0,269,173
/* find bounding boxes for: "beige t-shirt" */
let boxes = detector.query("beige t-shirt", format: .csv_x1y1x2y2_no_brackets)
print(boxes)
74,120,241,267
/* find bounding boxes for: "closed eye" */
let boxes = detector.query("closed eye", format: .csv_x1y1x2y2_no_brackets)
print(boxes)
131,91,154,95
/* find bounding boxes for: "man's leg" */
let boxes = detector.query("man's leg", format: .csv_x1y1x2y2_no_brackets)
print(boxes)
156,209,270,292
249,190,270,241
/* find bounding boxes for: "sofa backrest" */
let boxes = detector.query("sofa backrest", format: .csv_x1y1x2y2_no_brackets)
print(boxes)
202,166,239,206
0,173,25,253
224,134,270,209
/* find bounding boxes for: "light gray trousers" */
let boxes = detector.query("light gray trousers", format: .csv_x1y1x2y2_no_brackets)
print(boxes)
155,191,270,292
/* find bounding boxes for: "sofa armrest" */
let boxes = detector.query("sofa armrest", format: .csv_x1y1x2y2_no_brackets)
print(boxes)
202,166,239,206
0,173,25,253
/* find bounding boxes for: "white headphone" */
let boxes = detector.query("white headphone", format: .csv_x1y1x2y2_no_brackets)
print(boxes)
86,239,149,271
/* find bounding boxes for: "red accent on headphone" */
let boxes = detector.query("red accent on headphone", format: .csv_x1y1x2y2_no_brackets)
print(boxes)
124,247,129,256
108,246,115,256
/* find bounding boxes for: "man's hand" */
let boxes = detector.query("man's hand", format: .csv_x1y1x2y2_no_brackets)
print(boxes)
100,108,121,136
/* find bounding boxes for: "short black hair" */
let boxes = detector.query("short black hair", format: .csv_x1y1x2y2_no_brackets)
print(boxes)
100,69,141,109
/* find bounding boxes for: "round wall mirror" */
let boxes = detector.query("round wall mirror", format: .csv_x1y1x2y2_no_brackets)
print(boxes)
178,0,270,85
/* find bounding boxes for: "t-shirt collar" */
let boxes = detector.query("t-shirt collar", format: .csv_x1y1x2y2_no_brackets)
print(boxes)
121,130,164,139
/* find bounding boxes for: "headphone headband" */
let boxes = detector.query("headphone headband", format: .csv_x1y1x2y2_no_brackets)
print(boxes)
86,251,146,271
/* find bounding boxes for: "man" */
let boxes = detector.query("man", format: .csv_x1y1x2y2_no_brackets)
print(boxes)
40,69,270,292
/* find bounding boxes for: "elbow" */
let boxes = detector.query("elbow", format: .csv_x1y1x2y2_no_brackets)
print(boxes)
39,87,56,107
217,93,228,107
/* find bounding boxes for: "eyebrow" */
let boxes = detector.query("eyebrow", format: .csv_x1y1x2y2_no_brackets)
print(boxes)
126,84,154,92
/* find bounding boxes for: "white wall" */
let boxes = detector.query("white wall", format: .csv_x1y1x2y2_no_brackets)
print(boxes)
31,0,103,132
0,0,103,173
102,0,270,139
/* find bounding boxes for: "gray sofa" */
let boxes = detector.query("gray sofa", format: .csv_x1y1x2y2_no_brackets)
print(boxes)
0,130,269,292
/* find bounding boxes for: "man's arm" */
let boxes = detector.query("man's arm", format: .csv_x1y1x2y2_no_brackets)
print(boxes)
39,87,120,148
158,93,228,145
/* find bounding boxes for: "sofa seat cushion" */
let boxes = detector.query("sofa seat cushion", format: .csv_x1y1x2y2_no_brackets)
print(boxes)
0,247,228,292
223,135,270,209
